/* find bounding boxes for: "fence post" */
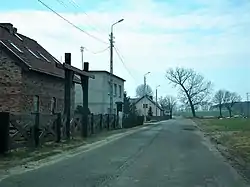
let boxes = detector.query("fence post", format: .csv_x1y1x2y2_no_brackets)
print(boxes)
56,113,62,143
113,115,116,129
90,113,94,134
107,114,110,130
33,112,40,147
100,114,103,131
0,112,10,154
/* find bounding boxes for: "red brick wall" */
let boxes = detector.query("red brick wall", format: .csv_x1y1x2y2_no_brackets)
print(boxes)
21,71,75,114
0,48,75,114
0,49,22,112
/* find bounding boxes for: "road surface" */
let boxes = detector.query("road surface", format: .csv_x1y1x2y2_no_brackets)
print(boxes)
0,119,249,187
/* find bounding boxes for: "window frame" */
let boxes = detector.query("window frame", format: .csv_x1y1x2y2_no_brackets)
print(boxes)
9,41,23,53
38,51,51,62
114,83,117,97
27,47,40,59
119,85,122,98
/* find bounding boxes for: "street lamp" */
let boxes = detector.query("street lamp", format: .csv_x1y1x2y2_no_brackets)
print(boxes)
143,72,150,122
156,85,160,116
109,19,124,115
144,72,150,96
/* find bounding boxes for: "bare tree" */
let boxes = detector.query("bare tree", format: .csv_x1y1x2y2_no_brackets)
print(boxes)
136,84,153,97
159,95,176,118
166,67,212,117
223,91,241,117
213,89,226,117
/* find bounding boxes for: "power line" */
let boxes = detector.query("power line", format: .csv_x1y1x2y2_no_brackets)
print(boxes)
56,0,106,35
37,0,109,45
114,46,137,82
85,46,110,54
55,0,67,8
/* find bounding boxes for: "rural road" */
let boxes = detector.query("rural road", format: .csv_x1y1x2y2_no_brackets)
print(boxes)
0,119,249,187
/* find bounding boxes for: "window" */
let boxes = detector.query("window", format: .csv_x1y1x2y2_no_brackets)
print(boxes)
119,85,122,98
8,41,23,53
33,95,39,112
38,51,51,62
114,84,117,97
15,34,23,41
143,104,148,108
27,48,40,58
50,97,56,114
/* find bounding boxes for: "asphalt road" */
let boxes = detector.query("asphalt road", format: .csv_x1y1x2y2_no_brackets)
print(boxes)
0,119,249,187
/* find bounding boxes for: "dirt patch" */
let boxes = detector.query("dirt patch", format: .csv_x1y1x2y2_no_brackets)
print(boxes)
0,129,128,171
193,118,250,181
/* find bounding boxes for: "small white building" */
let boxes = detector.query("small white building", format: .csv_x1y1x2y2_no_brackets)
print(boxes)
131,95,164,116
75,71,125,114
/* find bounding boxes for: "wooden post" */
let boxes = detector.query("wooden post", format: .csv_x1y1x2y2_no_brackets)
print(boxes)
0,112,10,154
81,62,89,137
114,115,116,129
107,114,110,130
34,112,40,147
100,114,103,131
56,113,62,143
91,113,94,134
64,53,73,139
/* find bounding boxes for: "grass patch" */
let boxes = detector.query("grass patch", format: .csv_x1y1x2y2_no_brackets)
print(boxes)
196,118,250,132
195,118,250,163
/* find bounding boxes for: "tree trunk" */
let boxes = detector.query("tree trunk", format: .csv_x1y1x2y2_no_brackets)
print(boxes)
219,105,222,118
190,104,196,117
229,109,232,118
170,110,172,119
187,97,196,117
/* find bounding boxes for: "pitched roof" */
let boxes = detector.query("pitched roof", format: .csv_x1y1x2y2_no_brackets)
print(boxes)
90,70,126,82
131,95,163,111
130,98,140,104
0,23,80,83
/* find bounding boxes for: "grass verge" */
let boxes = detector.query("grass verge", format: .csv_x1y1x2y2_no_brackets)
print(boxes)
0,128,128,171
194,118,250,178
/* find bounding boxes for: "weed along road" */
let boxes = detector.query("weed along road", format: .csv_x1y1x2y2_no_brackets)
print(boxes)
0,119,249,187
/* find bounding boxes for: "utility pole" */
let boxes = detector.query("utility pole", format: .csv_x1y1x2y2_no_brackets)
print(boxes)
247,92,250,117
109,19,124,115
80,46,84,70
155,85,160,116
109,31,114,115
143,72,150,121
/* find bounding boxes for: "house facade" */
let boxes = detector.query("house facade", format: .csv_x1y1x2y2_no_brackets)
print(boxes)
0,23,77,114
75,71,125,114
131,95,163,116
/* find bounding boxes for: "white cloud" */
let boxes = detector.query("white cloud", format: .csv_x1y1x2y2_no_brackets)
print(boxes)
1,0,250,97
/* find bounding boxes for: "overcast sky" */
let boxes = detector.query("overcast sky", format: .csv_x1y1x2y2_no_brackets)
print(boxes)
1,0,250,99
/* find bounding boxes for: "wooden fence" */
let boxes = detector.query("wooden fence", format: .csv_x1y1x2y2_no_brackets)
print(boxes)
0,112,118,153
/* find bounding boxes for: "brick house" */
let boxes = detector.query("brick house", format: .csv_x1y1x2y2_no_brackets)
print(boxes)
0,23,79,114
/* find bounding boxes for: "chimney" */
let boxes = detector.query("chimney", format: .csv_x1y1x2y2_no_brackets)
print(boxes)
149,96,153,100
13,27,17,34
0,23,14,34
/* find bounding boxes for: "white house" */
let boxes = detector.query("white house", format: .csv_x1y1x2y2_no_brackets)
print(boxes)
75,71,125,114
131,95,164,116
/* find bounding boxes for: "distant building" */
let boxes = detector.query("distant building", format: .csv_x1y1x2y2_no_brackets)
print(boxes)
75,71,125,114
130,95,164,116
0,23,79,114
